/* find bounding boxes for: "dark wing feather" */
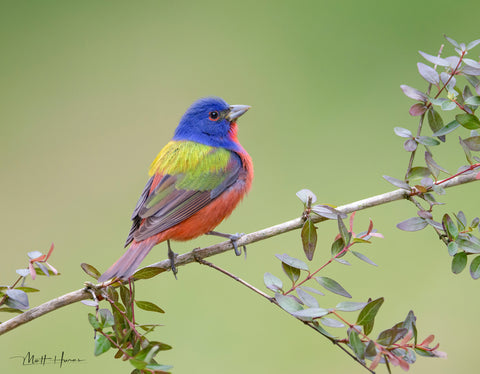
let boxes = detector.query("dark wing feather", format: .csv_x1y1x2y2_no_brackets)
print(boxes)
125,176,154,247
127,152,242,243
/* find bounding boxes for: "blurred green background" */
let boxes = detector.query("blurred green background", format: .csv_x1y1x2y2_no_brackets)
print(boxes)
1,1,479,373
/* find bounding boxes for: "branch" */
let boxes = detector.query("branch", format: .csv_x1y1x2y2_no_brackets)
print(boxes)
145,170,478,271
0,171,478,336
0,287,91,335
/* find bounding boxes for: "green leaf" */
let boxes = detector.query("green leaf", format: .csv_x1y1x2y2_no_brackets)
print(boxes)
425,151,449,175
5,289,29,310
145,364,173,372
133,266,165,280
99,308,115,327
465,96,480,106
441,100,457,111
397,217,428,231
281,262,301,283
320,317,345,328
471,217,480,229
316,277,352,298
394,127,413,138
349,330,365,360
463,136,480,151
106,286,119,303
470,256,480,279
415,347,436,357
456,237,480,253
301,218,317,261
356,297,384,331
275,253,309,271
331,237,345,257
94,334,111,356
427,108,444,134
264,272,283,292
382,175,411,190
416,136,440,146
34,267,59,276
291,307,329,321
432,120,461,136
119,285,133,319
335,258,351,266
459,137,474,164
402,310,417,344
456,113,480,129
300,285,325,296
447,241,459,256
296,288,319,308
129,358,147,370
406,167,431,181
274,293,303,314
377,326,409,346
365,340,377,359
442,214,459,240
352,238,371,244
338,217,351,247
312,321,334,338
452,252,467,274
80,263,101,279
88,313,101,330
311,205,347,219
467,39,480,50
454,211,467,231
335,301,367,312
15,287,40,293
0,307,24,314
146,341,173,351
135,300,165,313
351,251,378,266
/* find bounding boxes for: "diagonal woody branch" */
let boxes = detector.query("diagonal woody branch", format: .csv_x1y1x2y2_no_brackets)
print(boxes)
0,171,478,336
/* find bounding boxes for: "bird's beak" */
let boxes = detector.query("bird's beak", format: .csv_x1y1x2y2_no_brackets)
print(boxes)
227,105,251,122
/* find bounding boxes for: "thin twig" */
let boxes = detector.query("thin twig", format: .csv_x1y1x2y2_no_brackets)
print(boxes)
195,256,375,373
194,255,273,301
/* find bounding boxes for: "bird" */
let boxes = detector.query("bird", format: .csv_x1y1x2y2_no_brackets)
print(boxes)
98,97,253,282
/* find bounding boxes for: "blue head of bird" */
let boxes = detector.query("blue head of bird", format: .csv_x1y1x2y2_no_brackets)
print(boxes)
173,97,250,151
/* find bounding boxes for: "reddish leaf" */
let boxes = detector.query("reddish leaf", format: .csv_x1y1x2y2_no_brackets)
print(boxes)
409,103,428,116
420,334,435,346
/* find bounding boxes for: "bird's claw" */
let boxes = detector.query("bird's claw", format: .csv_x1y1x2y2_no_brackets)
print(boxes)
206,231,247,257
229,232,246,257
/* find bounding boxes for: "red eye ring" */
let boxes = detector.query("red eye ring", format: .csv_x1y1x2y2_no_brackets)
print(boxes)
209,111,219,121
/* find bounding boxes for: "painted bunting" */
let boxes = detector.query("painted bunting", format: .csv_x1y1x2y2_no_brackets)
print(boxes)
98,97,253,282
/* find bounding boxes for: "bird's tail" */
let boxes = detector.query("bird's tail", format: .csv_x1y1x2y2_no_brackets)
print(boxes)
98,239,156,282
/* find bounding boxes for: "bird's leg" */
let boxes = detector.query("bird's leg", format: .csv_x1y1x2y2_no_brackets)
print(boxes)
206,231,246,257
167,240,178,279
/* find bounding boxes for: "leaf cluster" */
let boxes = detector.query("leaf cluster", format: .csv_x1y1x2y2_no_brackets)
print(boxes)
82,263,172,374
0,244,59,315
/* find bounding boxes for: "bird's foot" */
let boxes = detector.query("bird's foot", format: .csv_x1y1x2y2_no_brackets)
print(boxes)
167,240,178,279
206,231,246,257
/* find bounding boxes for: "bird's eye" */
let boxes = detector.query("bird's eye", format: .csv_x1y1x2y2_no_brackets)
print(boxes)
209,111,219,121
